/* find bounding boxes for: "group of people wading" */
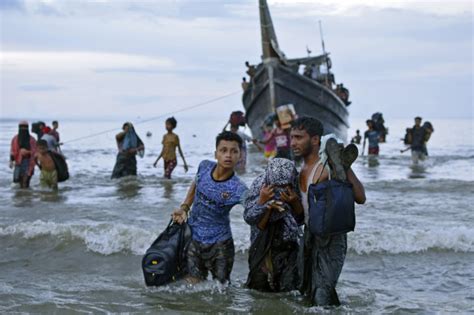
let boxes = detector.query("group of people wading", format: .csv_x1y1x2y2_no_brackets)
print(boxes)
170,116,366,307
9,120,64,190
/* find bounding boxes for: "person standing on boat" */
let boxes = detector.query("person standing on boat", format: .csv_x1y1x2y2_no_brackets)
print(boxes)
111,122,145,179
290,116,365,306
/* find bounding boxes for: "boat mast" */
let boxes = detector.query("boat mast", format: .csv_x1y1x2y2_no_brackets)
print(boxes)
259,0,281,61
318,20,331,86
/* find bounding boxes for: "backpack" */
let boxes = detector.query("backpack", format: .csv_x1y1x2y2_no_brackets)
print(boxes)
142,220,192,286
50,152,69,182
308,163,355,237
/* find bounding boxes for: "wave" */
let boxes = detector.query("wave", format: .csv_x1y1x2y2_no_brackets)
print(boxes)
0,220,473,256
349,226,474,255
364,179,474,194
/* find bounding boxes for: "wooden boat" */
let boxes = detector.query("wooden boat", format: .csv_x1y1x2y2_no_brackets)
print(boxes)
242,0,351,140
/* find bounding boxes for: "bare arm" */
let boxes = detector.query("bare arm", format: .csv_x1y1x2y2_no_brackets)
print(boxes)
153,152,163,166
177,143,188,172
172,181,196,224
346,168,366,204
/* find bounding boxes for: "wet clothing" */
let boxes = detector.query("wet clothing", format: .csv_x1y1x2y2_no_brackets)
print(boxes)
111,124,144,179
300,228,347,306
246,221,299,292
10,134,37,179
164,159,177,179
187,238,235,283
299,155,346,306
411,126,426,152
161,133,180,162
244,158,303,292
368,147,379,155
50,130,60,142
187,160,247,245
411,150,426,164
364,130,380,153
40,169,58,189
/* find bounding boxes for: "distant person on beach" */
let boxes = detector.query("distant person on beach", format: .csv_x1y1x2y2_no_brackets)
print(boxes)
290,116,365,306
243,158,304,292
362,120,381,156
10,121,37,188
351,129,361,145
410,117,427,164
111,122,145,179
172,131,248,284
153,117,188,179
273,120,292,160
35,139,58,190
40,126,59,153
260,123,277,159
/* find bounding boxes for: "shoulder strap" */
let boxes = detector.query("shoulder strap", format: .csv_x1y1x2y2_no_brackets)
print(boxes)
313,160,329,187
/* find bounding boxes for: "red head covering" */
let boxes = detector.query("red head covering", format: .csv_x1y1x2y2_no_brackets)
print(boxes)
43,126,52,134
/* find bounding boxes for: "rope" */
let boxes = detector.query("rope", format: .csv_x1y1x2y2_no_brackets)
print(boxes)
62,90,241,144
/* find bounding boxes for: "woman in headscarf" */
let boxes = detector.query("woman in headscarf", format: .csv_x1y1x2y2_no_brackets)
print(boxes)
111,122,145,179
10,121,37,188
243,158,304,292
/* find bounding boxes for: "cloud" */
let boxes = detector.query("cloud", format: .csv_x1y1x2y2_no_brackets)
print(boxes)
0,51,175,72
19,84,63,92
0,0,24,11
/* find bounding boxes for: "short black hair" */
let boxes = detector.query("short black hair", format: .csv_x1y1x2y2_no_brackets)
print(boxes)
52,120,58,125
291,116,323,137
216,131,243,149
166,117,177,129
37,139,48,147
415,116,422,121
366,119,373,124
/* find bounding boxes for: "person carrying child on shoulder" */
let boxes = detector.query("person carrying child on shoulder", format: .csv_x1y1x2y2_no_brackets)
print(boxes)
172,131,248,284
153,117,188,179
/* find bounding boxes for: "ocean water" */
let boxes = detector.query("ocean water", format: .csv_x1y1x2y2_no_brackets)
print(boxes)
0,117,473,313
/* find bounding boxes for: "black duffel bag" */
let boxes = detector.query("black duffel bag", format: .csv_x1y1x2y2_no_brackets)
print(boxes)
142,220,191,286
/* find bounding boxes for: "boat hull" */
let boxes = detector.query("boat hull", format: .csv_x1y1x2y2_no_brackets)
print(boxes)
243,61,349,141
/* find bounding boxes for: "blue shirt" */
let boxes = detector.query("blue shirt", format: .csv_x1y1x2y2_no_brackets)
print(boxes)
188,160,248,244
364,130,380,149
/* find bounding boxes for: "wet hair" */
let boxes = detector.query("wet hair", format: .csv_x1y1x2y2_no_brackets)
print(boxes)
291,116,323,137
415,116,422,121
216,131,243,149
52,120,58,125
37,139,48,148
166,117,177,129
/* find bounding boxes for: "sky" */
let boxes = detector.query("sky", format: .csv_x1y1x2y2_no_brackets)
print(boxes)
0,0,472,122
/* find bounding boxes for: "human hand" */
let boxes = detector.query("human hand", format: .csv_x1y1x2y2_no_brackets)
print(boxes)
172,209,187,224
9,161,14,169
128,148,137,154
153,162,157,168
184,164,189,172
267,200,286,212
280,188,299,206
258,184,274,205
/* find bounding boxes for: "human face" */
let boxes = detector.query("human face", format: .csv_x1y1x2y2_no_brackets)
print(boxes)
290,128,317,159
53,122,58,129
122,125,129,133
415,119,421,127
215,140,241,170
165,122,173,132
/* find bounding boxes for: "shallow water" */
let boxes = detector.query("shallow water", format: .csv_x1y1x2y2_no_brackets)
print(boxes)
0,118,473,313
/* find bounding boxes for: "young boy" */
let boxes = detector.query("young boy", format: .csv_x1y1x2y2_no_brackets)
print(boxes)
153,117,188,179
35,140,58,190
172,131,248,284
